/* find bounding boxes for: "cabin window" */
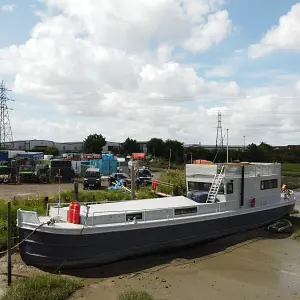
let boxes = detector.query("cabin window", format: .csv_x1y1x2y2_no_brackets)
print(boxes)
226,183,234,194
260,179,278,190
126,212,143,221
188,182,224,194
174,207,197,216
271,179,278,188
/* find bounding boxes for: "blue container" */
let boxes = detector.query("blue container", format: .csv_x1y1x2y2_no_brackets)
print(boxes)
102,154,114,160
0,151,8,161
89,159,117,175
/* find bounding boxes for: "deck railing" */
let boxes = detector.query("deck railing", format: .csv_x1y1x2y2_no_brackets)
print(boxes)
90,202,227,226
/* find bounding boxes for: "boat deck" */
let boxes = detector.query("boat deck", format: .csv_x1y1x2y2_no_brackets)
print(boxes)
48,196,226,227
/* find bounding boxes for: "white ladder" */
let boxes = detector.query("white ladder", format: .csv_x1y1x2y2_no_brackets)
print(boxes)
206,166,224,203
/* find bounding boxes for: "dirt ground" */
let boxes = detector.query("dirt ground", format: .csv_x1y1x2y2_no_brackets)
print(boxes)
0,183,76,200
0,171,162,200
0,228,299,300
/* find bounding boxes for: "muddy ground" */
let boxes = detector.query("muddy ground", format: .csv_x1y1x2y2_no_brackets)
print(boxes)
0,228,300,300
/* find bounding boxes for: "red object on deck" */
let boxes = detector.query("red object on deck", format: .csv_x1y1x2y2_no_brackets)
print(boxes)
67,201,75,223
250,198,256,208
72,202,81,224
132,153,146,159
152,180,158,191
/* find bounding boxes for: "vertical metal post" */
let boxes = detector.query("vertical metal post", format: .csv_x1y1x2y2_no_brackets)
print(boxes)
74,181,79,202
131,162,135,200
190,152,193,164
243,135,246,149
226,129,229,163
7,201,12,286
58,168,61,207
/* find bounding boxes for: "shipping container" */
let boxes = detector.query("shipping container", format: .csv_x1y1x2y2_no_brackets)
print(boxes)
0,151,8,161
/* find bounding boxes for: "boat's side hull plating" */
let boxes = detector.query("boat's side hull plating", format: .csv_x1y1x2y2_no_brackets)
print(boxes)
18,203,295,270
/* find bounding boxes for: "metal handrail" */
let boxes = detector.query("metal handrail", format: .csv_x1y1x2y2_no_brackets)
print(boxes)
90,202,227,226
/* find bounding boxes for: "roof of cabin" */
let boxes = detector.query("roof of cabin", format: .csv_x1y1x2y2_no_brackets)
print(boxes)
70,196,197,215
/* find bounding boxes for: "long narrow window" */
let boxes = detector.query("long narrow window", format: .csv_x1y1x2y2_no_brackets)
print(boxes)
126,212,143,221
260,179,278,190
174,207,197,216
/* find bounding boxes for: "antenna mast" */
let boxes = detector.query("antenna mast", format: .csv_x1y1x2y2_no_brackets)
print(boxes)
215,110,223,150
0,80,13,149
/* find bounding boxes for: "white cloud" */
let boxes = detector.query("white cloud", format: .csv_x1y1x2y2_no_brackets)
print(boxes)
0,4,16,12
248,3,300,58
1,0,300,145
183,10,232,52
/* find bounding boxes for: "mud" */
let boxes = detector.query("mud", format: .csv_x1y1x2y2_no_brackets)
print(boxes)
68,228,300,300
0,228,299,299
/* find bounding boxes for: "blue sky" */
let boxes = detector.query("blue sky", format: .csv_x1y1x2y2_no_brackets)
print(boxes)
0,0,300,144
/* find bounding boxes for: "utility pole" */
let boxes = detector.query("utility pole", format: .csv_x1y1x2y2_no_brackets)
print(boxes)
0,80,14,149
226,129,229,163
215,110,223,151
243,136,246,149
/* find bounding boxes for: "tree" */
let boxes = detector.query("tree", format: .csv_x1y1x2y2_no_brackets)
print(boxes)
44,147,59,156
164,139,184,163
121,137,140,155
83,134,106,154
147,138,165,157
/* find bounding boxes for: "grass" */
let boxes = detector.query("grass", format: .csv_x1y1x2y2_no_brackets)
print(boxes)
119,290,154,300
289,215,300,241
1,275,82,300
282,163,300,173
159,169,186,195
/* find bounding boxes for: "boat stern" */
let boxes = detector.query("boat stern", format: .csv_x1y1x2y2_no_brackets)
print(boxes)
17,209,41,229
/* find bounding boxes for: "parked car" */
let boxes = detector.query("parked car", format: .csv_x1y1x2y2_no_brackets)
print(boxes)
136,168,153,187
108,173,131,187
83,167,101,190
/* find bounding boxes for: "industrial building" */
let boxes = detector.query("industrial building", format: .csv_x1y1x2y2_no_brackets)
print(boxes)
4,139,148,154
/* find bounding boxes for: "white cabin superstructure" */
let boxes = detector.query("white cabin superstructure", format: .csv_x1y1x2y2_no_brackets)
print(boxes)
186,162,283,211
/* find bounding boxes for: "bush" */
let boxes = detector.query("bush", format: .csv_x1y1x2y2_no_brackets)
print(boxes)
119,290,154,300
2,275,82,300
159,169,186,195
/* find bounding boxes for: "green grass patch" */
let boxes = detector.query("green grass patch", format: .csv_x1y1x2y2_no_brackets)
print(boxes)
289,215,300,241
159,169,186,195
1,274,82,300
293,209,300,214
119,290,154,300
282,163,300,173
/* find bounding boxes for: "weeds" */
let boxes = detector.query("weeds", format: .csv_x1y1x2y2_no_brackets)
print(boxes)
119,290,154,300
1,275,82,300
289,215,300,241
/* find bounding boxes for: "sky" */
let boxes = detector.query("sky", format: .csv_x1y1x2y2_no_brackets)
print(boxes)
1,0,300,145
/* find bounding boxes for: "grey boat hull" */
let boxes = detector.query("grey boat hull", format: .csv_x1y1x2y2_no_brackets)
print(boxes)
18,203,295,270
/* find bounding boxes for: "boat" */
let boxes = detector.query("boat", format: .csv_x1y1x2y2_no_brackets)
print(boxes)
17,162,296,270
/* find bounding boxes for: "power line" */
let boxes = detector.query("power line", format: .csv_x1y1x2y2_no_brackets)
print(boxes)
0,80,14,149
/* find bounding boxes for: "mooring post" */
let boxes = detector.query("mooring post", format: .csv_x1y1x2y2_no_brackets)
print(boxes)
74,181,79,202
131,163,135,200
7,201,12,286
44,196,49,209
